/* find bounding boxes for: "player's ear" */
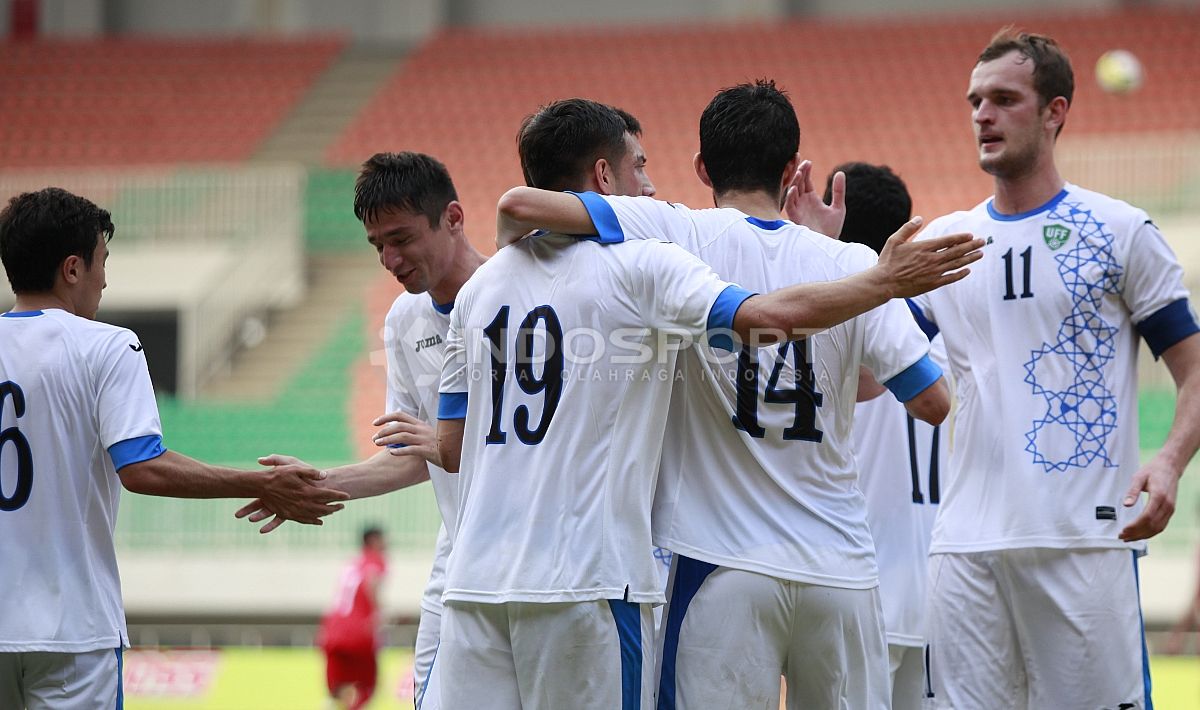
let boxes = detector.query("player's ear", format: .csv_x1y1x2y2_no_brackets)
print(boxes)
693,152,713,189
1045,96,1069,137
443,201,465,233
59,254,83,286
593,157,615,196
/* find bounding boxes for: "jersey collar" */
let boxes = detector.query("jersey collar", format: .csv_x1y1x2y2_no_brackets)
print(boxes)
986,188,1068,222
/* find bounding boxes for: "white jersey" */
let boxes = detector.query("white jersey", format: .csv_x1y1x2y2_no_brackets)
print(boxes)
438,235,748,604
910,184,1198,554
383,293,459,615
575,193,940,589
854,336,949,647
0,308,163,652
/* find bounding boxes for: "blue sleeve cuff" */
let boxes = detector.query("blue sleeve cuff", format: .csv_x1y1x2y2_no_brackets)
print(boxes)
108,434,166,471
707,285,756,351
437,392,468,420
1136,298,1200,359
906,299,939,341
883,354,943,402
566,191,624,243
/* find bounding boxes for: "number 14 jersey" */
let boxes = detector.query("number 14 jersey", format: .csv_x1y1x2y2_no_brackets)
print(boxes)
909,184,1198,554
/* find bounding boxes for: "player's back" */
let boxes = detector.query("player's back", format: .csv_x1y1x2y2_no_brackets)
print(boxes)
440,235,741,605
649,213,935,588
0,308,158,651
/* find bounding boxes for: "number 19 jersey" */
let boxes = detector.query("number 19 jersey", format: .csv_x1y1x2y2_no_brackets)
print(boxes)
910,184,1198,554
438,235,749,604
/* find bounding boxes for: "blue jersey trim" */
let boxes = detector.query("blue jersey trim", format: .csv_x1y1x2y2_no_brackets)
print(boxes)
745,216,787,231
414,640,439,710
430,297,454,315
657,556,718,710
108,435,166,471
1135,298,1199,359
1133,552,1154,709
437,392,468,420
607,600,643,710
884,354,942,403
986,188,1068,221
906,299,939,340
2,310,44,318
567,191,624,243
115,647,124,709
707,285,755,351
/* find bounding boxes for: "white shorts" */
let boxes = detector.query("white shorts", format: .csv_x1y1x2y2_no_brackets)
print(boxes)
657,556,889,710
926,548,1150,710
887,644,929,710
440,598,654,710
413,606,441,710
0,647,123,710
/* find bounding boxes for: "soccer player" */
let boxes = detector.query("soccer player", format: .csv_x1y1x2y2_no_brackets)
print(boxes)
833,162,947,709
436,97,980,710
908,29,1200,708
0,187,348,708
493,81,976,709
319,526,388,710
244,136,654,709
242,151,487,710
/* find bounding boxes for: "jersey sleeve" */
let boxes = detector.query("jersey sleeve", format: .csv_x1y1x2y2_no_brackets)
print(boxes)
626,240,753,346
1123,219,1200,358
94,330,165,470
851,246,941,402
569,192,701,253
437,301,469,420
383,303,421,417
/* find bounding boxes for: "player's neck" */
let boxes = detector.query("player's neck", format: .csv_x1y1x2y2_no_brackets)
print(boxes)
713,190,784,222
11,292,75,316
428,241,487,306
991,161,1065,217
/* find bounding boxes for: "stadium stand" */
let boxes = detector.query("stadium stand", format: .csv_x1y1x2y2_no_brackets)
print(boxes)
0,37,345,167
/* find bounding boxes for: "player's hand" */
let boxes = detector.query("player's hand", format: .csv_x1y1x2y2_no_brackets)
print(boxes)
254,457,349,527
1119,456,1181,541
876,219,984,297
372,411,441,468
234,497,288,534
783,159,845,238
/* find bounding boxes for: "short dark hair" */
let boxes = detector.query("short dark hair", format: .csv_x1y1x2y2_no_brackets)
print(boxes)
979,28,1074,123
517,98,629,192
353,152,458,228
362,526,384,547
825,163,912,255
699,79,799,197
611,105,642,137
0,187,114,294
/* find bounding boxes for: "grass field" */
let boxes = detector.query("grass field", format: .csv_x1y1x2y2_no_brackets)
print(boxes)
122,647,1200,710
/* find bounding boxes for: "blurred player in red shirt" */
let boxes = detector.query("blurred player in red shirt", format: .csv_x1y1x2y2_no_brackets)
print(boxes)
319,527,387,709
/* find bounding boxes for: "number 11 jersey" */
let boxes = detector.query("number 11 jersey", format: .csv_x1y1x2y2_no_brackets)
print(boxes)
909,184,1198,554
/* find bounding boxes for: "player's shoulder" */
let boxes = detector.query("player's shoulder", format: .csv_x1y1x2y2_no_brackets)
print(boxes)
771,222,878,274
385,290,431,328
47,310,143,356
1061,183,1151,230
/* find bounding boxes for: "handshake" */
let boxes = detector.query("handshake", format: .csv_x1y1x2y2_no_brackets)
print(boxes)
235,411,440,533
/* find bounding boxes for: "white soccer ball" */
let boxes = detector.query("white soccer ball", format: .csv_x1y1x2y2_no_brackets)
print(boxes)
1095,49,1143,94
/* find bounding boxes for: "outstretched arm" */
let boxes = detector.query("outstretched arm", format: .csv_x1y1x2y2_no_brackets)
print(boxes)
1120,333,1200,542
119,450,348,525
731,219,982,343
496,187,594,247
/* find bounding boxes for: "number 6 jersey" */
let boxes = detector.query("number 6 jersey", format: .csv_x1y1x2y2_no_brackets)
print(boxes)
437,235,750,604
909,184,1199,554
0,308,163,652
